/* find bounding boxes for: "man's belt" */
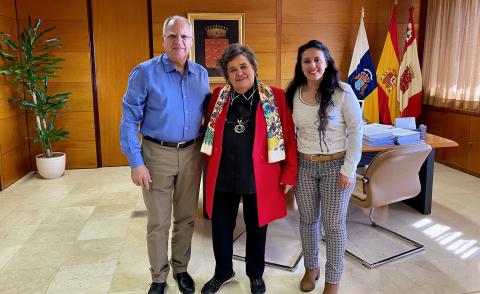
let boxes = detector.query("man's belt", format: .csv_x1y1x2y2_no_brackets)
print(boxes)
300,150,346,161
143,136,199,149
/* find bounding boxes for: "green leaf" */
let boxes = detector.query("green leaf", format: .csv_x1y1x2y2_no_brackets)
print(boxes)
0,51,17,60
1,38,18,50
33,19,43,32
44,38,60,43
34,27,55,43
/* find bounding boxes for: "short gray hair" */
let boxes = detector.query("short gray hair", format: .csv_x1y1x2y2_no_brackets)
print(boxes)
162,15,192,35
217,43,258,82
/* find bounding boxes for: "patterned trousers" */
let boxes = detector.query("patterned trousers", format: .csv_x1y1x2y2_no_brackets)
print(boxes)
294,156,354,284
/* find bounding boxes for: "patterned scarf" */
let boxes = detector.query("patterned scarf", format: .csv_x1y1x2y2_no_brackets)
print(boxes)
201,80,285,163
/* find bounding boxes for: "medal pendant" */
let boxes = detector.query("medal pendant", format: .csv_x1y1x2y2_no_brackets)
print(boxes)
234,120,246,134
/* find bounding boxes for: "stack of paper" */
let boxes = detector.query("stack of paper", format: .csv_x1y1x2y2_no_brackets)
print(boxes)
363,123,395,146
391,128,421,145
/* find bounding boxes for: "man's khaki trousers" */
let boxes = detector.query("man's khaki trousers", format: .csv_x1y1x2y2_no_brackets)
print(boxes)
141,139,202,283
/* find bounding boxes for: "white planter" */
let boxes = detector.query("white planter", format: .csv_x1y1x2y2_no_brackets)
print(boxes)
35,152,66,179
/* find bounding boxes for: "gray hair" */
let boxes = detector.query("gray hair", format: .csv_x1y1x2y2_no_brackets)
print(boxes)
217,43,258,82
162,15,192,35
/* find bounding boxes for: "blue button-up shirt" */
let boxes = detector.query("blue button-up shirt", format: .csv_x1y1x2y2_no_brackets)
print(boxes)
120,54,210,168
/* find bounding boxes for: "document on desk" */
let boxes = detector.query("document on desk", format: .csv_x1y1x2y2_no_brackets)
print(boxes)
363,124,395,146
394,117,417,130
391,128,421,145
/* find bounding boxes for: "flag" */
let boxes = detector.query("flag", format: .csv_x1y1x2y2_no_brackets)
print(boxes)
377,5,400,125
348,8,379,123
397,6,422,118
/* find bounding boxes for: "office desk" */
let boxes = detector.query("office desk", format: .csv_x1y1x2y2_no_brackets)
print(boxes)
362,133,458,215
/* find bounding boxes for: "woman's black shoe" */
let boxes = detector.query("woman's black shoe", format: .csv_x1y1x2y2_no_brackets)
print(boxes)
201,271,235,294
250,277,266,294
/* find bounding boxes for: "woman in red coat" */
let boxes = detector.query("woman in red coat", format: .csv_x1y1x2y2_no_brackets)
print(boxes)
200,44,297,294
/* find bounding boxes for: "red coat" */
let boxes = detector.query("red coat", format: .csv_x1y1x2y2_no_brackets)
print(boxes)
204,86,298,227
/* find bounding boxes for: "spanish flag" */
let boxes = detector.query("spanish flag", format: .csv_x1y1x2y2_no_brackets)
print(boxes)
377,5,400,125
347,8,379,123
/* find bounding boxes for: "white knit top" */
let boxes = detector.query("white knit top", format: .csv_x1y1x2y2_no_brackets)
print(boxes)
292,81,363,178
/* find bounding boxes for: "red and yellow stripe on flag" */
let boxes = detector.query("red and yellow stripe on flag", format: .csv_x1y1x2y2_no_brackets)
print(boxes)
377,6,400,125
363,88,379,123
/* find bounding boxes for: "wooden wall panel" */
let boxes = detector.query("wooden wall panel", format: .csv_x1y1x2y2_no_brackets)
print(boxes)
92,0,150,166
154,22,277,54
0,15,18,44
17,20,90,52
420,108,446,162
0,84,22,119
16,0,87,21
0,58,14,84
151,0,277,24
256,53,276,81
468,116,480,175
27,112,95,142
0,0,31,190
397,0,422,24
1,144,30,187
0,114,28,154
50,52,92,83
0,112,29,190
0,0,16,18
281,23,356,52
443,112,470,169
49,82,93,112
282,0,390,24
422,107,480,177
245,23,276,53
152,23,163,54
30,141,97,169
15,0,96,171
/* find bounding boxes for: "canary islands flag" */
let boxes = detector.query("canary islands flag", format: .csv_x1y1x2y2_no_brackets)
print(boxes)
348,8,379,123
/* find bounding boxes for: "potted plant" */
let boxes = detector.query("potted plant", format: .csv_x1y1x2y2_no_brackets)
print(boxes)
0,18,70,179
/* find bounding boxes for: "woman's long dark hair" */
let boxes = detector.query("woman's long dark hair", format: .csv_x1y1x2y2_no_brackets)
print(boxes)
285,40,342,151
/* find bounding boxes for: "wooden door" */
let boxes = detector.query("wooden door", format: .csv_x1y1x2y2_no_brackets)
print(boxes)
92,0,150,166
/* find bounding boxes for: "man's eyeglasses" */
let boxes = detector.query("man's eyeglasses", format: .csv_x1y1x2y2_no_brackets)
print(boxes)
164,33,192,41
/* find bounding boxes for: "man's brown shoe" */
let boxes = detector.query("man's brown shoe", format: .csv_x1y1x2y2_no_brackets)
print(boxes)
300,268,320,292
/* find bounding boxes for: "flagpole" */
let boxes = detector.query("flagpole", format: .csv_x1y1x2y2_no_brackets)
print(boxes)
362,0,365,18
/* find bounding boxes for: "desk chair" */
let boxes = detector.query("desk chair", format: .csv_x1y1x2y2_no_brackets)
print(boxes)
348,143,432,268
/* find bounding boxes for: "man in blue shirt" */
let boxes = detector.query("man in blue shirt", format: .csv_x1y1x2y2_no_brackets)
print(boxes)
120,15,210,294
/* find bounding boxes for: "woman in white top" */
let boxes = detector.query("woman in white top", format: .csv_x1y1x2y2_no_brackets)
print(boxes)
285,40,363,294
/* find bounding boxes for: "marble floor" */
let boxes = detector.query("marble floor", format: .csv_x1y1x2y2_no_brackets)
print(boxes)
0,163,479,294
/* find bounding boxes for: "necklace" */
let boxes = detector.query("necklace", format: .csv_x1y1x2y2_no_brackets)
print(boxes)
234,119,246,133
230,89,255,134
231,88,256,104
299,86,320,106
